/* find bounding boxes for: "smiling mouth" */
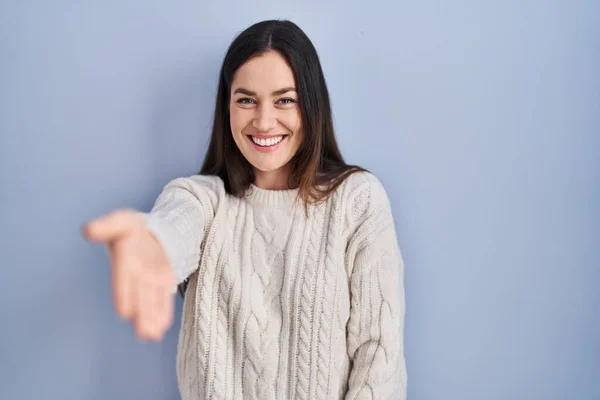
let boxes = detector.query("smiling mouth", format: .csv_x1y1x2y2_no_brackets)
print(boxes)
247,134,289,148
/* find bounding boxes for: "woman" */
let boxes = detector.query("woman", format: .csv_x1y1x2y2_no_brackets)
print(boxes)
84,19,407,400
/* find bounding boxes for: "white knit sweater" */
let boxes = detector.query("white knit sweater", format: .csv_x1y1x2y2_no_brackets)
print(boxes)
143,171,407,400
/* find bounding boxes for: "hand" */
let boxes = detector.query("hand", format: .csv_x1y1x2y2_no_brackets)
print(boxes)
83,209,175,341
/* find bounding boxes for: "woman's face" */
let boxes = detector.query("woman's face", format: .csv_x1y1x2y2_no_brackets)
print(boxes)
229,50,303,186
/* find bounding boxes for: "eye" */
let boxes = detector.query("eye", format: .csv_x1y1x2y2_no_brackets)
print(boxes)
276,98,296,105
236,97,256,104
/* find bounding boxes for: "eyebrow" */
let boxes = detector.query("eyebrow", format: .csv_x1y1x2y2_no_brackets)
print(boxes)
233,87,296,96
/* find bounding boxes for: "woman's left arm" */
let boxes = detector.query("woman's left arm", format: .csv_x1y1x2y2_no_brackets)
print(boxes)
345,175,407,400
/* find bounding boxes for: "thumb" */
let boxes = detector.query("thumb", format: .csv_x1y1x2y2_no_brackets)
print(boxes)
83,209,140,243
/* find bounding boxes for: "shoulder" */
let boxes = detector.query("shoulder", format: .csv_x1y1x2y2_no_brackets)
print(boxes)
340,170,388,195
160,174,226,211
167,174,224,192
338,170,392,216
330,171,395,238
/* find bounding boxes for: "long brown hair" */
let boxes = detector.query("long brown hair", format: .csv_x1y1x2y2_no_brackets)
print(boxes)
200,19,365,204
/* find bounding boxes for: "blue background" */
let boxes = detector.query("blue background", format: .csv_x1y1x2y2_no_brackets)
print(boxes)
1,1,598,399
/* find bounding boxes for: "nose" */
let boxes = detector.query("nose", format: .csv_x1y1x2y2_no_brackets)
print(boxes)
252,104,277,131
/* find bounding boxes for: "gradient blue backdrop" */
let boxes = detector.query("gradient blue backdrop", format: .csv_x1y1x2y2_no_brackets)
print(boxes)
1,1,598,399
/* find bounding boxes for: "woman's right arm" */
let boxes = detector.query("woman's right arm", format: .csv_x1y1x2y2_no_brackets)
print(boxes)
140,177,211,291
83,176,217,341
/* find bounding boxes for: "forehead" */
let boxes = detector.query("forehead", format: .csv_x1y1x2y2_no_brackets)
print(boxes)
232,51,296,91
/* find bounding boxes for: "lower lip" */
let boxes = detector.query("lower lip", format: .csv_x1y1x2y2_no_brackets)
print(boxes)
248,136,287,153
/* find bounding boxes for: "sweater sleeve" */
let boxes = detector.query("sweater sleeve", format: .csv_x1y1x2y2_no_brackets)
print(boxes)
139,175,221,292
344,173,407,400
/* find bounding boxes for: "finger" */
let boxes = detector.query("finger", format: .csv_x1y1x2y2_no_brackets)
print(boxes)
110,241,134,319
154,286,173,334
163,288,175,331
134,280,162,341
132,283,149,340
83,209,140,243
154,267,176,332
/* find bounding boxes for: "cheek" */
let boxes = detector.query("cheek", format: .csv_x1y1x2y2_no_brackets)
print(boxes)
229,106,247,133
291,112,303,143
282,109,302,136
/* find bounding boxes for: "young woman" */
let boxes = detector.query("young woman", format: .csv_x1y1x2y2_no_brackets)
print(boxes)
84,19,407,400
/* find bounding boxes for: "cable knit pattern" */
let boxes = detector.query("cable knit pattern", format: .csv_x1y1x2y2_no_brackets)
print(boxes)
244,207,290,399
292,208,321,400
314,193,340,400
208,207,239,400
143,171,407,400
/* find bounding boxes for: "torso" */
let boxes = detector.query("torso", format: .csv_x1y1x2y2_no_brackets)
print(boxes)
176,183,354,400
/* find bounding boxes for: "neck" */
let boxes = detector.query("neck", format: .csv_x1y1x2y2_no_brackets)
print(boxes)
253,166,292,190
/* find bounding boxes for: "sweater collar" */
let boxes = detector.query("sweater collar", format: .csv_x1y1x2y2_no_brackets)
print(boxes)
244,183,300,208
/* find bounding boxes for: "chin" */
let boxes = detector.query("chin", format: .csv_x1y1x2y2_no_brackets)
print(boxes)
250,160,287,173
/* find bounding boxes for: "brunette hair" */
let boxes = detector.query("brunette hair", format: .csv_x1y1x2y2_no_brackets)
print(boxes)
200,19,365,204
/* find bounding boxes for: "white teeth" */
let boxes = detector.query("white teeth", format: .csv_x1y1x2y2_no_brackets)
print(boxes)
251,136,284,147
